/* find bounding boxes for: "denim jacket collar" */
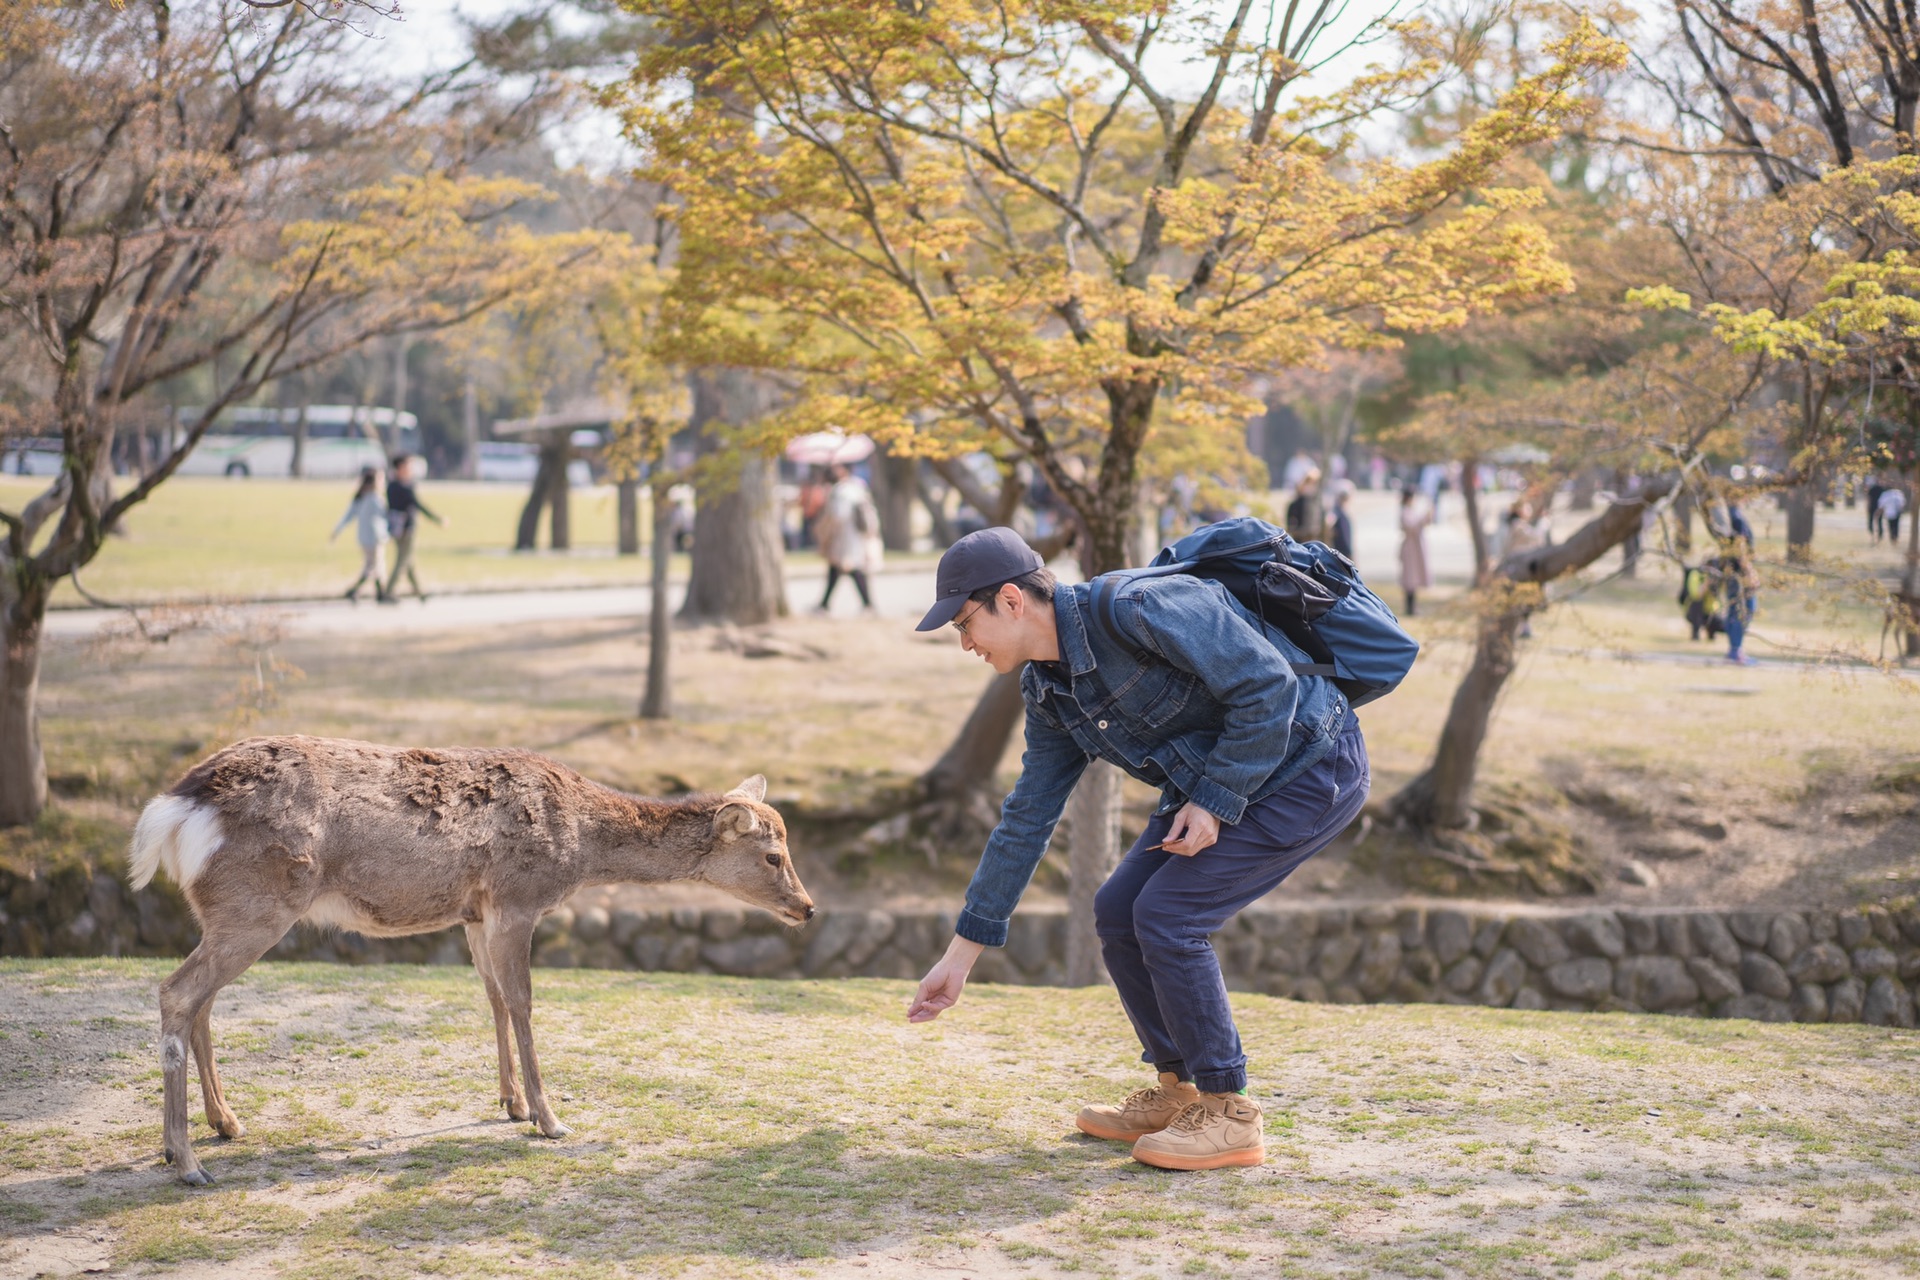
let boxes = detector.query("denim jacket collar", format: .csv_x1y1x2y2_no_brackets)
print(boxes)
1048,582,1099,678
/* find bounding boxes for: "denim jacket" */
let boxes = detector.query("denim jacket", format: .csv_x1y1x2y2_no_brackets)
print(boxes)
955,577,1348,947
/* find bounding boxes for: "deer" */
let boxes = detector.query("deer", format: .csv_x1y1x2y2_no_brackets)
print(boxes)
127,734,815,1186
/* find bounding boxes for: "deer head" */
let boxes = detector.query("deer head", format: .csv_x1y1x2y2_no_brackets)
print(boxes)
699,775,815,926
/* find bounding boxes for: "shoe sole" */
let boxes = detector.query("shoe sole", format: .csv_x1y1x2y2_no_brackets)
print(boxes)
1075,1115,1161,1143
1130,1144,1266,1171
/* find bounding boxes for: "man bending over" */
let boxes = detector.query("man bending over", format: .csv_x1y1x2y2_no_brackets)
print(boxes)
907,527,1368,1170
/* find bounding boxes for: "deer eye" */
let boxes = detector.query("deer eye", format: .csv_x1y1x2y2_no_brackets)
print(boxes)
764,853,781,867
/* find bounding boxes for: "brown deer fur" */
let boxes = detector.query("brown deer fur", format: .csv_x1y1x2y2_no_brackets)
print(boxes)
128,735,814,1185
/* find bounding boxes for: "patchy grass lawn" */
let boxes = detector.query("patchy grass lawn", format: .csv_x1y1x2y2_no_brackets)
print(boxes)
1,960,1916,1279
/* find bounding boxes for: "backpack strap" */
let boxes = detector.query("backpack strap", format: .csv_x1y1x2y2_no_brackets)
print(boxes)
1087,569,1334,677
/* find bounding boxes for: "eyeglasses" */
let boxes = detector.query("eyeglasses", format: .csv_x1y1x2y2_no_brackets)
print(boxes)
951,600,986,641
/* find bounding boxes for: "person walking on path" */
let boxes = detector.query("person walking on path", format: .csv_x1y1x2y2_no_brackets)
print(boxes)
1398,487,1431,616
904,527,1368,1172
380,454,445,605
1327,483,1355,561
330,466,390,603
813,462,881,614
1709,541,1759,665
1284,468,1326,543
1878,484,1907,545
1868,474,1888,540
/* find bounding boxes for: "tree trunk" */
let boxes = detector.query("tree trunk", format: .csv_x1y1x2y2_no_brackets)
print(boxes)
641,475,674,720
515,446,558,551
1570,469,1597,511
1065,759,1121,986
1461,454,1488,585
1392,608,1524,829
871,447,916,552
617,478,641,555
389,338,409,457
917,465,959,548
548,437,572,552
288,401,309,478
922,671,1027,806
679,368,786,625
1903,458,1920,659
1784,480,1818,564
0,583,50,826
460,373,480,480
1672,488,1694,557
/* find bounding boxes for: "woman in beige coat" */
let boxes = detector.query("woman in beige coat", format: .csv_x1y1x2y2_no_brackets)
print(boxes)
1398,487,1431,616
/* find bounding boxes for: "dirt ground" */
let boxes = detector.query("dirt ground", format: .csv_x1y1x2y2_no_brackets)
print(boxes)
2,960,1916,1279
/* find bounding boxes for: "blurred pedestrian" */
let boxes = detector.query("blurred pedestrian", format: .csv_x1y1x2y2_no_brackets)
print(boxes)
814,461,881,613
1327,484,1354,561
1285,468,1326,543
1867,474,1888,540
1709,541,1759,665
331,465,389,604
1398,488,1431,616
381,454,446,605
1878,484,1906,544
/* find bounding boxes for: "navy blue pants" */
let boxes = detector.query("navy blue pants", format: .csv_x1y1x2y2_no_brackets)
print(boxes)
1094,719,1370,1094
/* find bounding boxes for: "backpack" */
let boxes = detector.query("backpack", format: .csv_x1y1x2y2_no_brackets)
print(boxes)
1087,516,1420,708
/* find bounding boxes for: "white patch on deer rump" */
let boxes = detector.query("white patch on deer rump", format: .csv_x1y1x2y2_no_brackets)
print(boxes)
127,795,227,892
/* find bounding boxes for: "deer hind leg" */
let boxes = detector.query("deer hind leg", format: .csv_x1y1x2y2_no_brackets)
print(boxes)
157,917,290,1185
466,920,528,1121
190,1000,242,1139
486,919,568,1139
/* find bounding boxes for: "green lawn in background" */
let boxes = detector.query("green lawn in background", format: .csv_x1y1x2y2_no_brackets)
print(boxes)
1,961,1915,1279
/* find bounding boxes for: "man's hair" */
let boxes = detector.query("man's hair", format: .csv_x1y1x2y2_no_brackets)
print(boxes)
390,453,413,469
968,567,1057,613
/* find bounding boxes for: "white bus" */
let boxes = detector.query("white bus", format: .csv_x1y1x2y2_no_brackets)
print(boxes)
172,406,420,478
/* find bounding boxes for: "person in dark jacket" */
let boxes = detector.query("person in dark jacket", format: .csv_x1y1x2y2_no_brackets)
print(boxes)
380,454,446,604
904,527,1367,1173
1327,483,1354,560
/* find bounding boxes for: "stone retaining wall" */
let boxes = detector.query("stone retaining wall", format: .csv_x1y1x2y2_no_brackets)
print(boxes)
262,899,1920,1027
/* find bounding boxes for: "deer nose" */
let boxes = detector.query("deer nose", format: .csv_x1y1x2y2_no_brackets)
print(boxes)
803,904,816,921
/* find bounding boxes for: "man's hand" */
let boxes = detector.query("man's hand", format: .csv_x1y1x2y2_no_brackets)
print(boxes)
907,935,986,1022
1160,802,1220,857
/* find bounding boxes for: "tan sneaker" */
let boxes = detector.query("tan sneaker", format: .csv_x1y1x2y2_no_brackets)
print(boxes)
1074,1072,1200,1142
1130,1092,1265,1170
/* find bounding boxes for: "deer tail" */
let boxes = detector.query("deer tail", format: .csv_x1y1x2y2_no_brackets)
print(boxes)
128,794,226,892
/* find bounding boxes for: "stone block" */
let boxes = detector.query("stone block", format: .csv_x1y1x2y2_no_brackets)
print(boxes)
886,913,935,963
1564,912,1626,959
800,911,880,976
1852,946,1898,978
1428,910,1472,966
1354,932,1401,998
1512,988,1549,1011
573,905,610,944
1262,943,1307,975
1442,956,1484,994
703,907,745,942
629,933,669,970
1790,983,1828,1023
1691,914,1741,968
1546,957,1614,1001
1837,910,1872,949
1787,943,1851,985
862,946,922,982
534,907,574,946
1615,956,1700,1011
1506,917,1572,969
1316,907,1351,936
1477,948,1528,1007
662,934,702,972
1728,912,1773,947
969,949,1017,984
608,908,648,948
670,906,702,932
1357,904,1396,928
1620,912,1659,954
844,910,899,968
1686,958,1741,1003
1828,976,1866,1023
1864,976,1916,1029
1806,910,1837,943
1396,907,1426,950
1251,911,1317,944
1005,912,1055,974
1290,976,1328,1003
1313,933,1363,983
1903,951,1920,982
1867,905,1898,943
1739,951,1792,1000
1471,919,1505,958
1717,993,1792,1023
1767,914,1810,965
1390,973,1433,1003
1328,983,1364,1004
1657,914,1695,958
1222,936,1264,980
1898,903,1920,944
1403,951,1440,985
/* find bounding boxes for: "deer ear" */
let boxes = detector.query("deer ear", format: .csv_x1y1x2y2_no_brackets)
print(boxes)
714,802,760,840
728,775,767,803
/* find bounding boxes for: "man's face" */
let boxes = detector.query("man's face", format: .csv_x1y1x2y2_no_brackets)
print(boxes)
952,585,1029,674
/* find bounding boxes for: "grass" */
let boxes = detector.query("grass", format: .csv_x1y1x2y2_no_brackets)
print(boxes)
2,959,1917,1278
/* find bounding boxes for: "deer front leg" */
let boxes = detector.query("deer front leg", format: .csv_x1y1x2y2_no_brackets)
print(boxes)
191,1001,243,1139
466,921,528,1121
486,920,568,1139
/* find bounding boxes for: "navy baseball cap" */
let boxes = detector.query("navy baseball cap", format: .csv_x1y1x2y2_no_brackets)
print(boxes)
915,527,1045,631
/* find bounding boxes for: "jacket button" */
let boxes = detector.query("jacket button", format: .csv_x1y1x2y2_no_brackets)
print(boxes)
1097,719,1108,730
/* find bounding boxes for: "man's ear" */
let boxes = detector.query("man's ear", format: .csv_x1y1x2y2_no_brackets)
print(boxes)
1003,582,1025,617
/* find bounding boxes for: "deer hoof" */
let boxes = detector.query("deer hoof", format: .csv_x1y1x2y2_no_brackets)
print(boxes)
538,1121,571,1140
180,1167,216,1187
213,1117,245,1140
502,1099,530,1122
